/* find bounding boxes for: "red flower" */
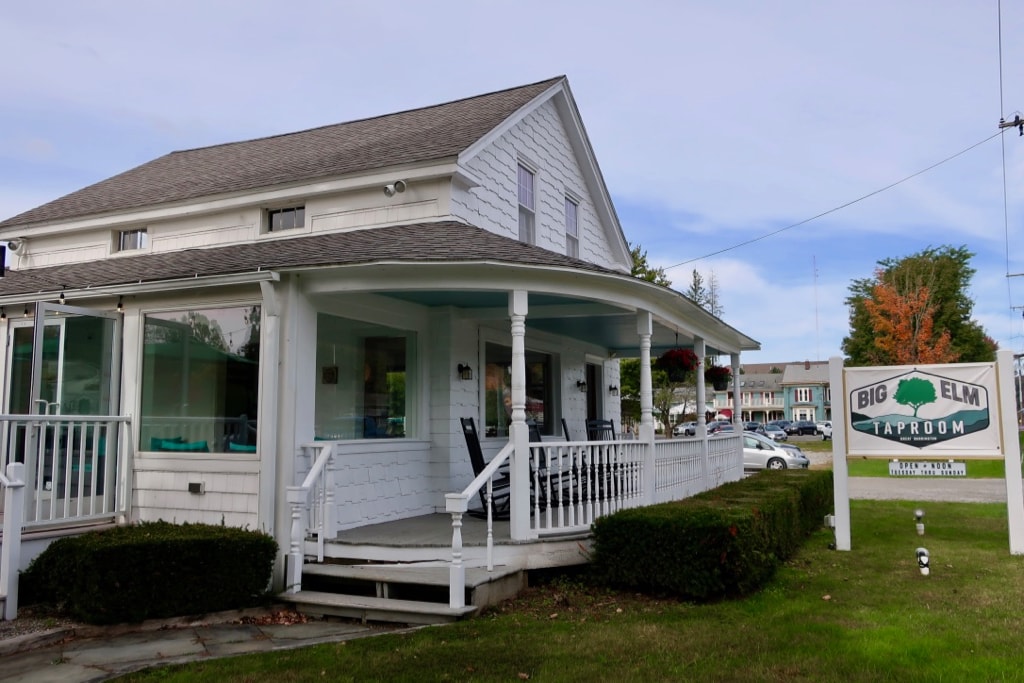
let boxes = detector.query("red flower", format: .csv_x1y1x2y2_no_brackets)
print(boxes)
655,348,697,373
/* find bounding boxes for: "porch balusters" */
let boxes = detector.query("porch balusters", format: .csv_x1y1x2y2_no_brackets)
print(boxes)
287,442,336,593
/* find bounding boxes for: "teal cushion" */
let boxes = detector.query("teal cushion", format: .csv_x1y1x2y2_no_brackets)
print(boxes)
156,439,208,452
151,436,184,450
228,442,257,452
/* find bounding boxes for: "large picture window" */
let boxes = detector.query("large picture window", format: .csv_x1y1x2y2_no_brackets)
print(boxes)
314,313,415,440
140,306,261,453
484,342,552,438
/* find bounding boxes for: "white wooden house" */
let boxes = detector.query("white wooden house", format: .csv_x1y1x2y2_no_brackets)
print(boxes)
0,76,759,622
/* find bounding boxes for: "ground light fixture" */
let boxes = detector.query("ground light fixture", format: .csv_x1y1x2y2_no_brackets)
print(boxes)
915,508,925,536
916,547,930,576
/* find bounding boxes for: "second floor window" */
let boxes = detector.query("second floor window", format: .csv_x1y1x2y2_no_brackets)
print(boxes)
118,229,149,251
518,164,535,244
564,197,578,257
267,206,305,232
796,387,812,403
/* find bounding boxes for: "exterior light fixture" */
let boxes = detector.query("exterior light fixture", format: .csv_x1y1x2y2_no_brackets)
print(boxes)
59,290,65,306
916,547,930,576
576,379,587,393
23,304,29,318
457,363,473,381
117,296,124,313
0,307,6,321
914,508,925,536
608,385,619,396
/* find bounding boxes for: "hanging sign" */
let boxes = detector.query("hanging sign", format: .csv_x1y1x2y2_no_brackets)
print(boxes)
844,363,1002,458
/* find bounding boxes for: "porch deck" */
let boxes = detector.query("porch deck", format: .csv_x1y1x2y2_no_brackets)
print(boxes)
316,512,593,570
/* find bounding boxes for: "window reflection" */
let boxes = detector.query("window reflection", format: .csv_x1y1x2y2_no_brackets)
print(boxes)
484,343,551,438
140,306,261,453
315,314,413,440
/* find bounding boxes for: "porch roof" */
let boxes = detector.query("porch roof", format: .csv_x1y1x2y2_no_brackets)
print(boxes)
0,221,759,356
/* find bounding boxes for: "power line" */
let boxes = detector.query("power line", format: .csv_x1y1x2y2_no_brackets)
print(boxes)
663,130,1004,271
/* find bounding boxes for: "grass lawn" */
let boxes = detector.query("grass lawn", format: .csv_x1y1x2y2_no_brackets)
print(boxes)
118,499,1024,682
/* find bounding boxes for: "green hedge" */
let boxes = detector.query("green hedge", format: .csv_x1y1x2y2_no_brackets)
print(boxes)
590,469,833,600
22,521,277,624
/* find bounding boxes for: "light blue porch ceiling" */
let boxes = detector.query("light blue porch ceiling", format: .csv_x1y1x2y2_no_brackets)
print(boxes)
380,290,732,358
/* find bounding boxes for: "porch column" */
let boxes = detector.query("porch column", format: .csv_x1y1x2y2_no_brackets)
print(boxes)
694,337,710,490
730,352,741,428
637,312,656,505
508,290,532,540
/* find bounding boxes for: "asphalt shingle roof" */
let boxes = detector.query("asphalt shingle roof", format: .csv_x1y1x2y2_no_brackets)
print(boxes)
0,221,615,298
0,77,564,229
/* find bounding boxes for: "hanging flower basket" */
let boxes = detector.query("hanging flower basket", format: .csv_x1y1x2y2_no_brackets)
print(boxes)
655,348,697,382
705,365,731,390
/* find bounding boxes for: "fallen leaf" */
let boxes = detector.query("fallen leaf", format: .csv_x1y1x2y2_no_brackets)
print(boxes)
822,595,831,601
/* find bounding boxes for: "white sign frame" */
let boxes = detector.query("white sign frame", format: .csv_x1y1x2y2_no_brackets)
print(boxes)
829,349,1024,554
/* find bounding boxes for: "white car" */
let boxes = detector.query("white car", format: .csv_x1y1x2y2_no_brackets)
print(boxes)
673,421,697,437
742,432,810,470
819,421,833,440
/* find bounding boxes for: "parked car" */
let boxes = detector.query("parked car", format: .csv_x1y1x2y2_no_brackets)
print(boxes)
815,420,830,435
767,419,792,433
820,421,833,440
673,421,697,437
709,421,734,434
787,420,817,436
743,421,761,431
756,424,788,441
742,432,810,470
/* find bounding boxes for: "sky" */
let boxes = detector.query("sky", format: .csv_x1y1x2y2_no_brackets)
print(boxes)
3,1,1024,366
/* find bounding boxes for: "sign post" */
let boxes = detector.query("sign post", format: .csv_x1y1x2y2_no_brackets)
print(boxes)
830,349,1024,554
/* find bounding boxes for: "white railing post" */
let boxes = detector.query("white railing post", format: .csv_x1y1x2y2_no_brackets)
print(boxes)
285,485,306,593
445,493,469,609
1,462,26,620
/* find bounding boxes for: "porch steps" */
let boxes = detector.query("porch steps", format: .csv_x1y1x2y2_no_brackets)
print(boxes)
281,562,526,625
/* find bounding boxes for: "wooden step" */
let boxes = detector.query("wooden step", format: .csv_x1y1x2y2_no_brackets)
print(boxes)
284,590,478,625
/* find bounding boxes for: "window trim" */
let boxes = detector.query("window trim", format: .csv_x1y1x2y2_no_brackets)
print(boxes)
264,205,307,234
115,228,149,253
564,195,579,258
517,163,536,244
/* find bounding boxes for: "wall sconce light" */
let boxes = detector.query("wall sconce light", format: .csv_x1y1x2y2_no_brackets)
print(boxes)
59,290,66,306
0,308,6,321
116,296,124,313
608,385,619,396
457,363,474,381
23,304,29,318
576,379,588,393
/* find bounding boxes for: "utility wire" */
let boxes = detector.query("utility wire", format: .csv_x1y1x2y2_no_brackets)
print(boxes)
664,130,1004,271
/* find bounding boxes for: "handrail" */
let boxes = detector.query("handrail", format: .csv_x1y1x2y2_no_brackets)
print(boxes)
286,442,336,593
446,440,513,609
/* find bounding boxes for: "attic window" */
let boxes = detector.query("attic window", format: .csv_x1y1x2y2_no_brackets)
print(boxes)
564,196,579,258
517,164,535,244
118,229,149,251
267,206,305,232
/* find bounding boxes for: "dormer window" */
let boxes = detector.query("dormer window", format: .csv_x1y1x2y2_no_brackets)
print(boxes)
517,164,535,244
267,206,305,232
118,228,149,252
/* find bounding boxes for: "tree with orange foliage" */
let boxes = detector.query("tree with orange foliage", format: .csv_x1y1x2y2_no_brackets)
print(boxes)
842,246,995,367
862,271,958,365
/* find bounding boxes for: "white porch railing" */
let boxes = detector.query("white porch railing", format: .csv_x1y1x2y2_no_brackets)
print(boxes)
0,415,132,620
286,442,337,594
0,415,132,526
284,434,744,611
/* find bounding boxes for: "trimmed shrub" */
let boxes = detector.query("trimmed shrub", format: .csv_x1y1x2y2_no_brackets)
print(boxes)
22,521,277,624
590,469,833,600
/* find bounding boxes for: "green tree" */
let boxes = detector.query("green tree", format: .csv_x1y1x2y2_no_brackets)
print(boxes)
893,377,937,417
629,242,672,287
843,245,995,366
